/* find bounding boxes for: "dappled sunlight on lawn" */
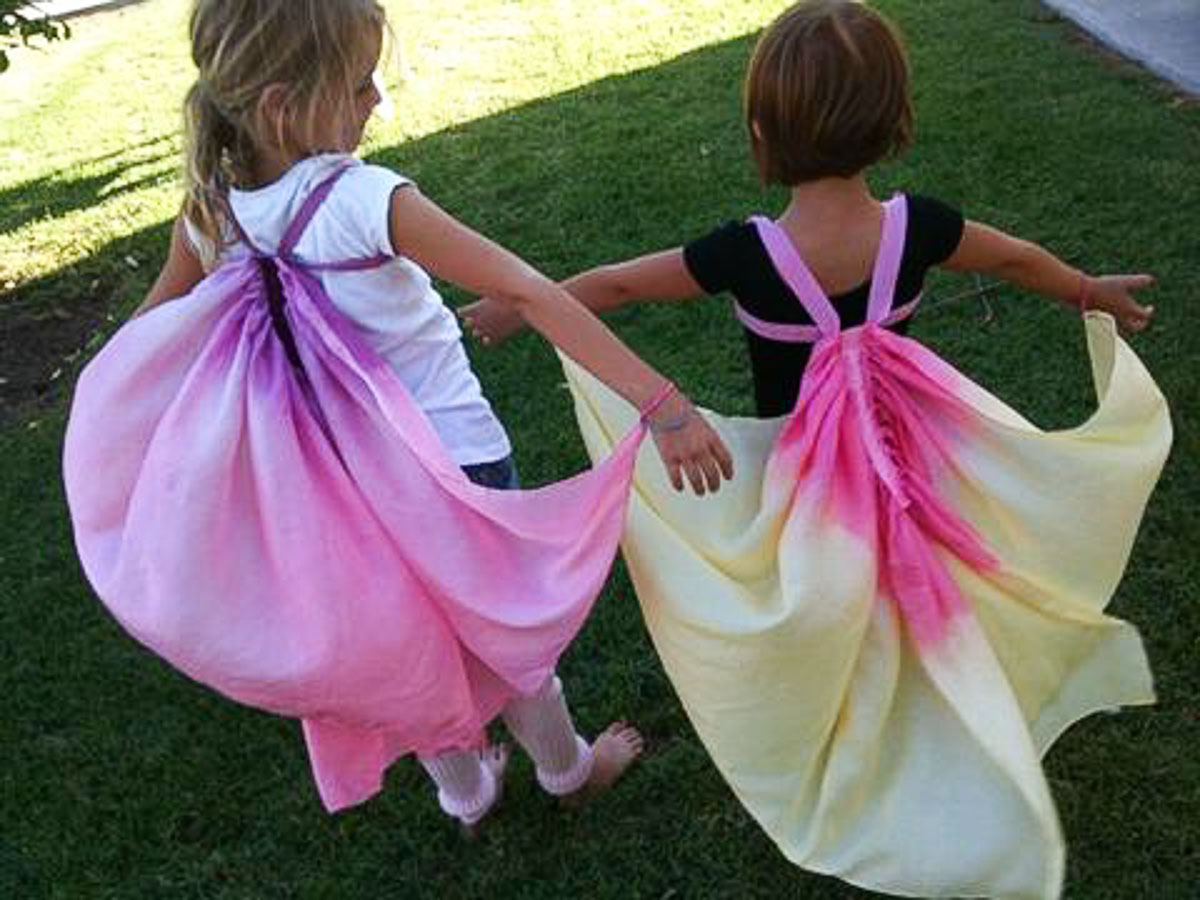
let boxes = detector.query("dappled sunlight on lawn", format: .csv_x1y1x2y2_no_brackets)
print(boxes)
1,2,1197,897
372,0,772,143
0,0,776,286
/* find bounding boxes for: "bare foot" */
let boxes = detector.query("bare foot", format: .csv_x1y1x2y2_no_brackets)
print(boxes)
562,721,644,809
461,743,510,839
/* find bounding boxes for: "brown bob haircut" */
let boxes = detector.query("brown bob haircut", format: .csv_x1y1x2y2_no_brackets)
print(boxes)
744,0,913,185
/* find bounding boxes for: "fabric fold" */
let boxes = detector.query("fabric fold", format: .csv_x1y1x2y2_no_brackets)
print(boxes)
560,310,1168,899
65,251,646,812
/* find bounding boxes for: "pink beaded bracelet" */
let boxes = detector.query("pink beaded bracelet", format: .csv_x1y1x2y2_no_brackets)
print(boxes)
639,381,677,421
640,381,694,433
648,410,694,434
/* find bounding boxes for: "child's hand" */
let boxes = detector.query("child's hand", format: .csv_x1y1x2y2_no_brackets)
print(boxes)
646,396,734,495
459,298,526,345
1084,274,1156,333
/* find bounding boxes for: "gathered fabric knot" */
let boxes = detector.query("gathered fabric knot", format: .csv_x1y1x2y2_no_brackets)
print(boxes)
844,327,909,509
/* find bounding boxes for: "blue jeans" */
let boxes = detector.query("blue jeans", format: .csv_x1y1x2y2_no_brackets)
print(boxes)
461,455,520,490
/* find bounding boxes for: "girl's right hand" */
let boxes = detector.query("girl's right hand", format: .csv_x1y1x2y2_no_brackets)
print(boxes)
1083,274,1156,333
459,297,526,345
645,395,734,495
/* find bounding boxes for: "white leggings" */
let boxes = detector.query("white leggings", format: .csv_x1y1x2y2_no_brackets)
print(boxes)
419,675,593,825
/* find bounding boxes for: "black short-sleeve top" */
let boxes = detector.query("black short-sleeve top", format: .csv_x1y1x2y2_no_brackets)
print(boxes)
683,194,964,417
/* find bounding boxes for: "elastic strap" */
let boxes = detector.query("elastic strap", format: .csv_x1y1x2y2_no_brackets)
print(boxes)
303,253,394,272
864,194,908,324
749,216,843,336
276,163,356,259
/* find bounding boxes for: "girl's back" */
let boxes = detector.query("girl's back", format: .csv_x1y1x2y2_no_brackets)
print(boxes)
560,196,1170,899
63,0,732,820
480,2,1169,895
188,152,510,466
63,158,653,813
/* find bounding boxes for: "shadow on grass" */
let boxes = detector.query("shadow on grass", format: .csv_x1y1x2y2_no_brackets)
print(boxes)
0,35,817,900
0,132,179,236
0,217,172,427
0,33,765,434
3,21,1198,900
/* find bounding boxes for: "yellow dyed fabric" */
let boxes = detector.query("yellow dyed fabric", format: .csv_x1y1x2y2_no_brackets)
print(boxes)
559,312,1170,899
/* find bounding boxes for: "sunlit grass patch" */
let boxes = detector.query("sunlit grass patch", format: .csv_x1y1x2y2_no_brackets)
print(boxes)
2,1,1197,897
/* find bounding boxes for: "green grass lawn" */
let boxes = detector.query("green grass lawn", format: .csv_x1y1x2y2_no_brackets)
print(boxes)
2,0,1197,897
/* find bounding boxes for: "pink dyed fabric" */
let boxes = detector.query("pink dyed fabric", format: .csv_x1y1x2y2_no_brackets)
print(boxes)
769,325,1000,646
562,193,1166,898
63,175,644,812
753,197,996,647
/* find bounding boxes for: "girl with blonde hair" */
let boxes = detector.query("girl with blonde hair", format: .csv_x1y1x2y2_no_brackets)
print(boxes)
64,0,733,831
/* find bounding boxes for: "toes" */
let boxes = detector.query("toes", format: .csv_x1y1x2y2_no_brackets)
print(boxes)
618,730,644,753
602,721,644,752
593,723,645,766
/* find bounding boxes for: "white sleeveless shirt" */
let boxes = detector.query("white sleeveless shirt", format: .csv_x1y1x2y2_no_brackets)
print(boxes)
185,154,511,466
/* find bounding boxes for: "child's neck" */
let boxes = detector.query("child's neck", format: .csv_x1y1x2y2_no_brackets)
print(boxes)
775,174,886,294
780,174,877,224
249,147,297,189
249,141,341,190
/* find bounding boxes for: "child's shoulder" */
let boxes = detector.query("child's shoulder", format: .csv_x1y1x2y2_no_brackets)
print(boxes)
296,153,413,197
209,155,416,264
681,218,771,296
897,189,964,221
685,218,760,253
901,191,961,219
894,191,965,268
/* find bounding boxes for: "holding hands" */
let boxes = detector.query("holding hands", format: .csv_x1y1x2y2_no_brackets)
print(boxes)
461,297,526,345
461,299,733,496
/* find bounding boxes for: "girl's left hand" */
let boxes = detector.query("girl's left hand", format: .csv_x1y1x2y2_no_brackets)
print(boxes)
1084,274,1156,333
646,395,734,495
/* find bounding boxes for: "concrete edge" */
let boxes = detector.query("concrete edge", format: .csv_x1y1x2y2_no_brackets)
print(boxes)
1041,1,1200,96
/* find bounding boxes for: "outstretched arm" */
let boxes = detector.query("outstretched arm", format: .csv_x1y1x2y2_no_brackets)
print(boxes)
389,186,732,493
942,221,1155,332
133,215,206,317
460,249,705,344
